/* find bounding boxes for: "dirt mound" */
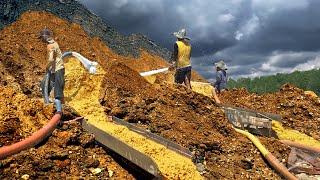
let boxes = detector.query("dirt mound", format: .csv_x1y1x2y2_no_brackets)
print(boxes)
0,86,54,146
0,122,134,179
0,11,204,98
102,62,156,97
64,58,203,179
0,0,172,60
0,85,79,146
100,68,290,178
220,84,320,139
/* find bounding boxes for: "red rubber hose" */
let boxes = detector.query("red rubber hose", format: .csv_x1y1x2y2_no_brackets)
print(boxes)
0,114,61,160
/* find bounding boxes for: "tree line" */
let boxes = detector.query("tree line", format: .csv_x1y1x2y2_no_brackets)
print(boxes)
227,68,320,95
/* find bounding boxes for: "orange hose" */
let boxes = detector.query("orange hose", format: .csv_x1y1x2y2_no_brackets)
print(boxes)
234,128,297,180
0,114,61,160
265,153,297,180
280,140,320,153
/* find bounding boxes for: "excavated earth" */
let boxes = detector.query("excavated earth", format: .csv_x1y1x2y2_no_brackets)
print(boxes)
0,120,135,179
0,86,134,179
0,86,53,146
0,0,171,60
220,84,320,140
0,11,301,179
99,62,291,179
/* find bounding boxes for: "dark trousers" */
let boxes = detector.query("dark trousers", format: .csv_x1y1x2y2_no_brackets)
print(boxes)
41,68,65,103
175,66,192,84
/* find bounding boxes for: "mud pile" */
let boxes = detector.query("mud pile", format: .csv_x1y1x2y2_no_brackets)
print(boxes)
64,58,202,179
220,84,320,140
0,86,54,146
0,0,171,60
0,121,134,179
99,63,290,179
0,11,203,98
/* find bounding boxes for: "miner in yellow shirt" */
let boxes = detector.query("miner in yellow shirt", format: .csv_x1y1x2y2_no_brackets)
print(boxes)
170,29,192,90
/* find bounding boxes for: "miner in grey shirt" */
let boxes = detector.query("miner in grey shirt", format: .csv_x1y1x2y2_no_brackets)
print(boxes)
213,60,228,93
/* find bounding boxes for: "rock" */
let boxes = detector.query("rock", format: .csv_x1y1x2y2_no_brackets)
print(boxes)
199,144,207,149
84,158,100,168
108,170,114,177
240,159,253,170
196,163,205,173
89,168,102,175
79,133,95,147
38,160,54,171
21,174,29,180
49,150,69,160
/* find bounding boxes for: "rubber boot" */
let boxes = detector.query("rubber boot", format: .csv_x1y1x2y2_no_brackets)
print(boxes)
54,99,63,113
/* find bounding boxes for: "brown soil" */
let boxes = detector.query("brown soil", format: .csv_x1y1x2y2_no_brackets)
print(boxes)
0,86,53,146
220,84,320,140
0,11,204,99
0,121,134,179
99,62,290,179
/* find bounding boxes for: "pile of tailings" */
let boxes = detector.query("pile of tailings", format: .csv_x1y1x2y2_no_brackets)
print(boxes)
64,58,202,179
0,122,134,179
0,11,204,99
99,62,290,179
220,84,320,140
0,86,53,146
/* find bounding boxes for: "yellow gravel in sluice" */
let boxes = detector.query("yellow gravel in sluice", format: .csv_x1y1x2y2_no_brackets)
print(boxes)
143,75,157,84
272,121,320,148
64,58,202,179
191,82,214,98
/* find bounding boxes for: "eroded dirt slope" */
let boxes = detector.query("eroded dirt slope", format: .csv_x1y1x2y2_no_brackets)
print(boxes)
0,11,204,99
220,84,320,139
99,62,290,179
0,86,53,146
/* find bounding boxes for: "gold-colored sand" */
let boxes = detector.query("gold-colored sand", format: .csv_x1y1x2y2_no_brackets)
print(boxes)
64,58,202,179
144,74,214,98
0,87,52,137
191,82,214,97
272,121,320,148
143,75,157,84
304,91,318,98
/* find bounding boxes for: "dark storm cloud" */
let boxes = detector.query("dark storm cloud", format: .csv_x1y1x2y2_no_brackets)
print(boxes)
79,0,250,56
79,0,320,79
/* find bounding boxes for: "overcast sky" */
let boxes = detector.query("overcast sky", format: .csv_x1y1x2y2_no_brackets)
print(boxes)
79,0,320,81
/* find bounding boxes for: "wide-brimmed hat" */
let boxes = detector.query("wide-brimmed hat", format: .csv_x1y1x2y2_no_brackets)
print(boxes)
39,28,53,42
173,29,190,40
215,60,227,70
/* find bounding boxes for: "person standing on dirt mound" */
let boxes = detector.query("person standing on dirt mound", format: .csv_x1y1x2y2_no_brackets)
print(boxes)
170,28,192,90
213,60,228,94
39,28,65,114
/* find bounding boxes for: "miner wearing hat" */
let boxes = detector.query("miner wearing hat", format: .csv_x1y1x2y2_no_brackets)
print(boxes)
170,28,192,90
213,60,228,94
39,28,64,114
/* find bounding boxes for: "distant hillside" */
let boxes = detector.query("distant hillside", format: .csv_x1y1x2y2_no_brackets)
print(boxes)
0,0,171,60
228,69,320,95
